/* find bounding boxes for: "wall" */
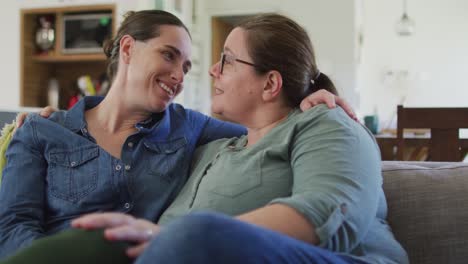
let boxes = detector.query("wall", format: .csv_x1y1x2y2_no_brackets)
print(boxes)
196,0,359,114
358,0,468,129
0,2,20,109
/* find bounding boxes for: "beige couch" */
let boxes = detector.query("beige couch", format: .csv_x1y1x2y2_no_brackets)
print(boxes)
382,161,468,264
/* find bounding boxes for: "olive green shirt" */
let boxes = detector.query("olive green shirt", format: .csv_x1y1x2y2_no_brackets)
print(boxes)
159,105,408,264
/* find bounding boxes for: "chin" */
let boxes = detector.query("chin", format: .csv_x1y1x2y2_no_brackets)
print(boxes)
150,100,170,113
211,104,222,115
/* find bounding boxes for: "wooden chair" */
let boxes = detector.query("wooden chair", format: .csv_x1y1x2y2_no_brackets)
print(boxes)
397,105,468,161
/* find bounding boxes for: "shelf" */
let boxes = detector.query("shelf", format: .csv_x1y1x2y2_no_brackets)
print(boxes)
21,4,116,15
20,4,116,108
33,53,107,63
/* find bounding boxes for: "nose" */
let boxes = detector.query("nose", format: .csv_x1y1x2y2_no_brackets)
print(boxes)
209,61,221,78
171,66,185,84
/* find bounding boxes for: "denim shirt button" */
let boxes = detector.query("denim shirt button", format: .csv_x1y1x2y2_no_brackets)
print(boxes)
125,165,131,171
124,203,131,209
115,165,122,171
127,142,134,148
70,161,77,167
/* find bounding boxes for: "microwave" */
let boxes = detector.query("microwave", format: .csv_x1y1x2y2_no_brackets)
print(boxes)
61,13,112,54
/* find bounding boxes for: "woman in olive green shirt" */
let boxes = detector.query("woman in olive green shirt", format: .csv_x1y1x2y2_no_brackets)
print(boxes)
1,13,407,264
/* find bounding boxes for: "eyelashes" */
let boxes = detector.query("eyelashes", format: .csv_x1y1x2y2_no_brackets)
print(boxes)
161,50,190,75
162,50,175,61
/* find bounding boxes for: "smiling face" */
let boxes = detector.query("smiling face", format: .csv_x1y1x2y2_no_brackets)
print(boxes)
125,25,192,112
209,27,267,122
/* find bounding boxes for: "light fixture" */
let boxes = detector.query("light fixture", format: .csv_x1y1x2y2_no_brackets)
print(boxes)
395,0,415,36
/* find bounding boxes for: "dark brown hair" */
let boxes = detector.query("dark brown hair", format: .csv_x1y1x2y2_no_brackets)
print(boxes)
236,14,337,107
103,10,190,81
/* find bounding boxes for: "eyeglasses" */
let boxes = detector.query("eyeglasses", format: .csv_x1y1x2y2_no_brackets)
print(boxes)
219,52,259,74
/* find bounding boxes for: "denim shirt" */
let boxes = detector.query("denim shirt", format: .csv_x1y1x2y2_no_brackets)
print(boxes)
0,96,246,258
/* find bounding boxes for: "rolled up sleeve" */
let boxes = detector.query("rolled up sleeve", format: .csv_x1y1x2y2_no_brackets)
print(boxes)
269,108,382,252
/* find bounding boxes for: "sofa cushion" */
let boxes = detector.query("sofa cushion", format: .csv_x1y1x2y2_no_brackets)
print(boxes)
382,161,468,264
0,121,16,184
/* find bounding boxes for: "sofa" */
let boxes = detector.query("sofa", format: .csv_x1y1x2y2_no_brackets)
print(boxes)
0,112,18,128
382,161,468,264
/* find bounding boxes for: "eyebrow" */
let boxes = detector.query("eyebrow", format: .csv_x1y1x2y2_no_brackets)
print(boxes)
222,47,242,61
164,45,192,70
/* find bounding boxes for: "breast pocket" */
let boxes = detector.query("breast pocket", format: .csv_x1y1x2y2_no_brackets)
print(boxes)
207,153,262,198
48,145,99,203
144,137,188,183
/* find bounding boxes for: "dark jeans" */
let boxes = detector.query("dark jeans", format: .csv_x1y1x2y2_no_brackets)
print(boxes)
135,212,363,264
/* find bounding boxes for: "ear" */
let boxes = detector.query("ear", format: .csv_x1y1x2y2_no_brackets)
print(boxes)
119,35,136,64
262,70,283,102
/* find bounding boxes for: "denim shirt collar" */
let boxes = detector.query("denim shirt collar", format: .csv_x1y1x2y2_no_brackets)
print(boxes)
63,96,100,133
63,96,171,140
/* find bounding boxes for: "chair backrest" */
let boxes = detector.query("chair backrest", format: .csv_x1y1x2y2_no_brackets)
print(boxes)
397,105,468,161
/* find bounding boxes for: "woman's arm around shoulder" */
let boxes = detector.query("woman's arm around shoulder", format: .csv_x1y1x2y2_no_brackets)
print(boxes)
172,104,246,146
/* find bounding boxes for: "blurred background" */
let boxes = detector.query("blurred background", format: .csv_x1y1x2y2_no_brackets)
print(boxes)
1,0,467,134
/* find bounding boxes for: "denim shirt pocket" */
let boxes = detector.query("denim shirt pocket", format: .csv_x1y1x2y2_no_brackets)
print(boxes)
143,137,188,182
48,145,99,203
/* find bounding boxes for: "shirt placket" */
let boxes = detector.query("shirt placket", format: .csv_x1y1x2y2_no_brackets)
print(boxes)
119,135,138,212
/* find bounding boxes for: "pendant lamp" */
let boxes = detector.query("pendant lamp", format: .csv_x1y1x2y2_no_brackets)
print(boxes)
396,0,415,36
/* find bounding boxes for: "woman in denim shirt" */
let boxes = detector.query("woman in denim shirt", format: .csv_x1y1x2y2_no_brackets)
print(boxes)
0,10,344,258
0,10,246,258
